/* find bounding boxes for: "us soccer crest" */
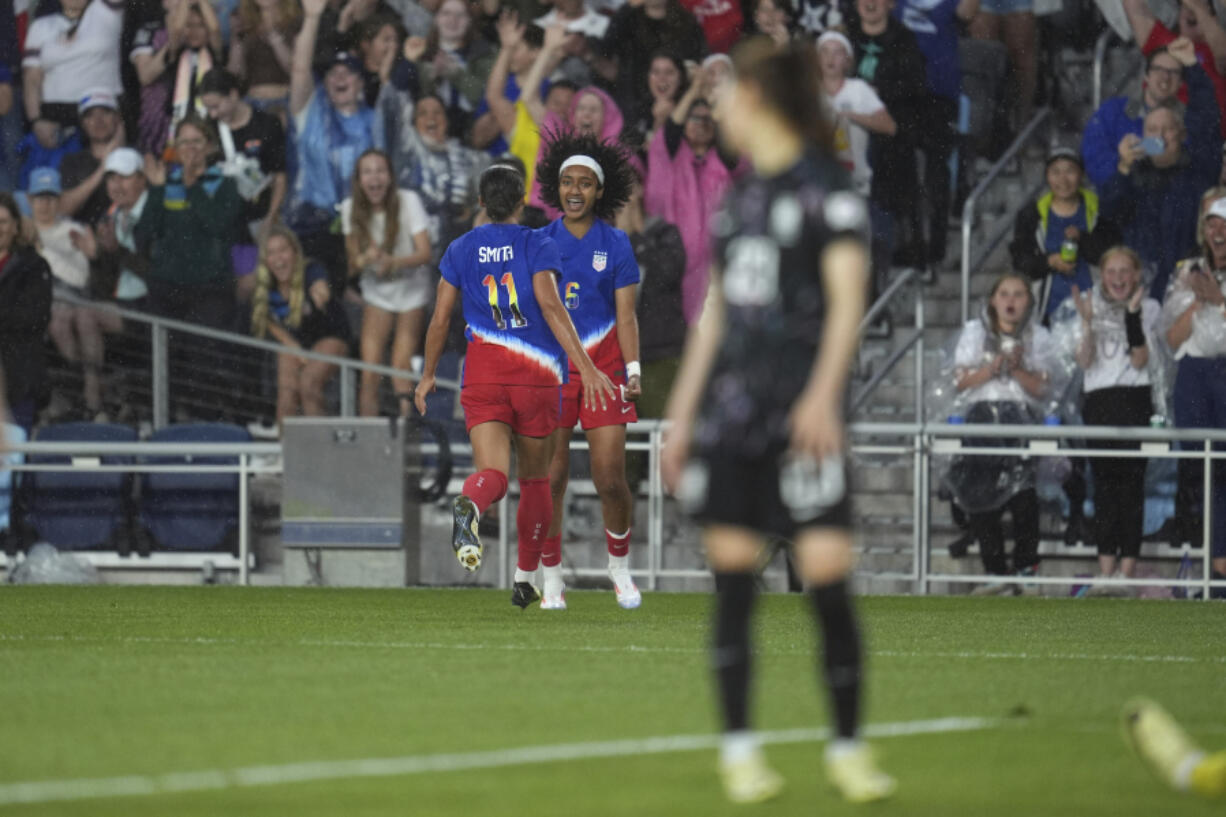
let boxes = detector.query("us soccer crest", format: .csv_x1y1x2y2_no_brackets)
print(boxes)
592,250,607,272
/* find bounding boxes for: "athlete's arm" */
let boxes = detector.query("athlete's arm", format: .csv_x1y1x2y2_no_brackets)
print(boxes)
614,284,641,400
534,268,616,410
788,239,868,463
661,272,725,493
414,277,458,415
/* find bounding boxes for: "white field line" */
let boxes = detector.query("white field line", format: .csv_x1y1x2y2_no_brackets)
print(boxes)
1,632,1224,664
0,716,994,807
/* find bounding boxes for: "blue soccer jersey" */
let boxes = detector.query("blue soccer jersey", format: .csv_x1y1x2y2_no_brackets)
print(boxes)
440,223,567,386
538,219,640,370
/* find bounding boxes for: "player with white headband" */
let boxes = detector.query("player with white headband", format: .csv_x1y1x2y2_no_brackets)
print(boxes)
532,130,642,611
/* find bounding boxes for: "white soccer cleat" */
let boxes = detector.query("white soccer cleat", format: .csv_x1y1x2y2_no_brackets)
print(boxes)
719,749,784,804
608,564,641,609
825,743,896,803
541,565,566,610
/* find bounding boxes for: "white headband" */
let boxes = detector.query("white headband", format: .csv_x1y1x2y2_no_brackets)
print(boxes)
816,30,853,58
559,154,604,186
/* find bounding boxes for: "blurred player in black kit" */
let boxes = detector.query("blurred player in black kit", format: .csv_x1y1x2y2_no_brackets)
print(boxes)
661,36,895,805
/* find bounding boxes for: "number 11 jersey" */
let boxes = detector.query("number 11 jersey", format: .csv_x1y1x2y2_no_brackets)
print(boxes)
440,222,567,387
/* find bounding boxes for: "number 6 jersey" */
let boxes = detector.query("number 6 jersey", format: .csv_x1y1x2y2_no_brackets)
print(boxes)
440,222,567,386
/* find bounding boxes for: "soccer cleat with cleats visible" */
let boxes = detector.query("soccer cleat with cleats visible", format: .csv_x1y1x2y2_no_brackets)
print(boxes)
510,582,541,610
451,496,482,572
825,744,897,803
719,750,784,804
608,564,642,609
1121,697,1223,797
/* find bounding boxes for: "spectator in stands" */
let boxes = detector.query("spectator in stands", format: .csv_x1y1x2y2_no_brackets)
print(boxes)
288,0,381,294
251,225,351,424
1102,37,1221,301
1121,0,1226,136
895,0,976,265
199,68,289,301
22,0,125,143
1010,147,1121,321
681,0,743,53
473,12,546,155
532,0,611,88
354,13,404,106
58,90,126,227
624,51,688,149
380,91,489,250
341,149,432,416
968,0,1037,133
28,167,121,420
489,21,577,216
130,0,224,155
1068,246,1159,594
0,192,53,434
847,0,934,268
1161,196,1226,592
616,157,685,417
818,30,895,303
1082,47,1185,188
226,0,300,117
951,273,1054,593
645,61,741,324
603,0,707,114
752,0,796,46
135,114,242,416
95,147,151,308
401,0,495,139
0,0,18,192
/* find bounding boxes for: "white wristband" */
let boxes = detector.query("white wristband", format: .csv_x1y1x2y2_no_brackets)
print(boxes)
626,360,641,379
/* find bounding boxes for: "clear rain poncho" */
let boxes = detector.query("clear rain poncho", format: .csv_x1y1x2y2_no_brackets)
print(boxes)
930,300,1070,513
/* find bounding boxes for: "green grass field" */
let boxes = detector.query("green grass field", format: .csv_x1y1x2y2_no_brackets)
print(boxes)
1,586,1223,816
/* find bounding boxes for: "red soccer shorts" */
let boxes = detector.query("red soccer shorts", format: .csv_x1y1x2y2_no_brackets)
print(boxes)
558,362,637,430
461,383,560,437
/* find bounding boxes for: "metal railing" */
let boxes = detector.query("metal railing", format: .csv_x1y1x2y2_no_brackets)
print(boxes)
851,266,925,421
959,107,1052,324
5,421,1223,598
57,293,460,428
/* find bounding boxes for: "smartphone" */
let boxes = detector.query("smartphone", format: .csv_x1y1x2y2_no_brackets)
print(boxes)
1140,136,1166,156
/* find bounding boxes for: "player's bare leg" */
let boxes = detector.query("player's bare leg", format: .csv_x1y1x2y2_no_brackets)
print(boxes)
794,528,895,803
705,525,784,804
588,423,640,609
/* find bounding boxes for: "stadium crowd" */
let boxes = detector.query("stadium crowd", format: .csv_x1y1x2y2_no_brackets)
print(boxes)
1,0,1226,590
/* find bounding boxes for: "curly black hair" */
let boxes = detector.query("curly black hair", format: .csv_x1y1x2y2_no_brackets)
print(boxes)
536,129,636,222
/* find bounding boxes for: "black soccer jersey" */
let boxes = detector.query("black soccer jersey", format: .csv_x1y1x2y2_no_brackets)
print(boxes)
693,152,870,458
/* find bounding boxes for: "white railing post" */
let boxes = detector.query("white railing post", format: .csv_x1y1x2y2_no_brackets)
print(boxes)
1203,440,1212,602
239,453,250,586
340,365,356,417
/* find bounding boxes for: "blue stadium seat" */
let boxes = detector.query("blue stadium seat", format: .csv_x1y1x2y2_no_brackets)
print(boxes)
140,423,251,553
24,422,137,550
1,424,26,553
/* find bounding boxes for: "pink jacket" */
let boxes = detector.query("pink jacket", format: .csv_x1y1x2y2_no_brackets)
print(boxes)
529,85,626,217
645,124,743,323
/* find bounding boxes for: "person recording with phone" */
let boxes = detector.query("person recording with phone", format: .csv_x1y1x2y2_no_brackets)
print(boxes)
1101,36,1223,302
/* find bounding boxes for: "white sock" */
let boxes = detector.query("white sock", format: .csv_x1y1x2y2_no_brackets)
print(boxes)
513,568,535,585
542,564,564,590
720,730,759,765
825,738,863,761
608,553,629,572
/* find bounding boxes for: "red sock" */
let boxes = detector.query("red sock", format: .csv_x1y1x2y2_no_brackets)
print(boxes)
606,528,630,558
541,534,563,568
461,469,508,515
517,478,552,572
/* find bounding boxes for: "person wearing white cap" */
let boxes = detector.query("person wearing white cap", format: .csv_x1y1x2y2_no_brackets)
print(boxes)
1161,195,1226,591
96,147,151,307
21,0,125,148
58,89,126,226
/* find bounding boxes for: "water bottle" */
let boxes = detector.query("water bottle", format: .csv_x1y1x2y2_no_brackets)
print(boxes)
1060,238,1078,264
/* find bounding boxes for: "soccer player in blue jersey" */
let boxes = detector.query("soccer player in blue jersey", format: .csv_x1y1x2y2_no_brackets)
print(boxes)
534,132,643,611
414,165,615,609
